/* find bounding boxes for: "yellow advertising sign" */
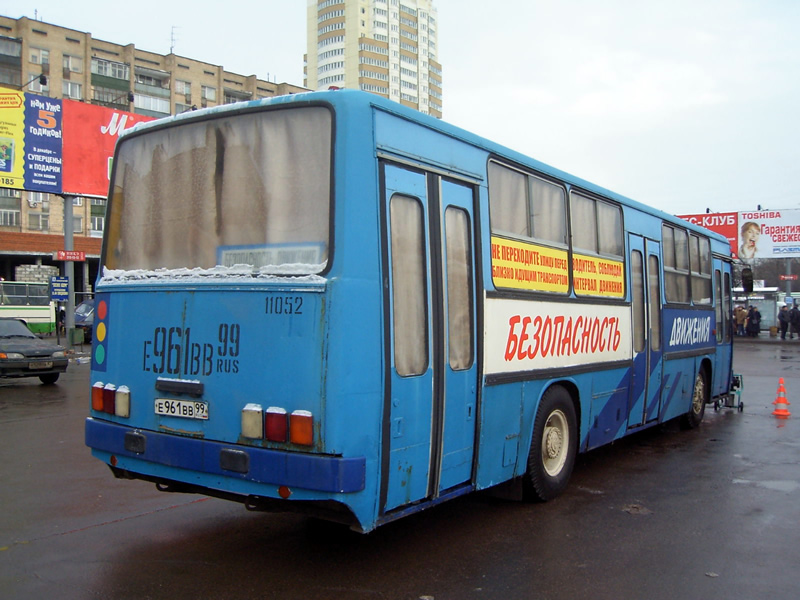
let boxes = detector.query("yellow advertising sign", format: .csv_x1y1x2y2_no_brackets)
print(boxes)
491,236,626,298
0,91,25,188
572,253,625,298
491,236,569,293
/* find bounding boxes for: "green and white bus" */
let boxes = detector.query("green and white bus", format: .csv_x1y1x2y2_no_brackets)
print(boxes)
0,281,56,334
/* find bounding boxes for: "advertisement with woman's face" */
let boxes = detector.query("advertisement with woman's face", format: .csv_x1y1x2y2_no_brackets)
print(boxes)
735,210,800,260
739,221,762,259
679,210,800,260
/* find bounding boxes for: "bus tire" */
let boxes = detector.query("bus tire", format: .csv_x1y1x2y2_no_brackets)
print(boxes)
680,370,707,430
522,386,577,502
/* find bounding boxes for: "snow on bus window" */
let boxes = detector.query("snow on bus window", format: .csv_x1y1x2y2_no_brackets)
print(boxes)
105,106,331,275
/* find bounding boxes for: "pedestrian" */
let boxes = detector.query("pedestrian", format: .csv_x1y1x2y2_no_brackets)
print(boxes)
746,306,761,337
790,304,800,340
779,305,790,340
735,306,747,336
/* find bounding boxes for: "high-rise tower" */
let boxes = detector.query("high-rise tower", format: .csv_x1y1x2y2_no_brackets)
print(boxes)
306,0,442,117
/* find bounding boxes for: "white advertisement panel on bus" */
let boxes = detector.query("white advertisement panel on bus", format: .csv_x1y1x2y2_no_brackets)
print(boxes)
484,297,633,375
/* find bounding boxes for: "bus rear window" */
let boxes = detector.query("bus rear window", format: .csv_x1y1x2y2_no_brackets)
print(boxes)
105,106,332,274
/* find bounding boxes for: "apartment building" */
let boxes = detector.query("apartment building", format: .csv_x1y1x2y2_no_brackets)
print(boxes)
305,0,442,117
0,14,307,288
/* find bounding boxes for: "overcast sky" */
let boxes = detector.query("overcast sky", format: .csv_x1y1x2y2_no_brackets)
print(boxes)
8,0,800,216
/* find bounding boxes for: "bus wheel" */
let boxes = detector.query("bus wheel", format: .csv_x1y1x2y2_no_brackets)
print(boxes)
522,386,577,502
680,370,707,430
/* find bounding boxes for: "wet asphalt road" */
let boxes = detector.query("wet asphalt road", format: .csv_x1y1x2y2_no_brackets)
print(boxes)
0,337,798,600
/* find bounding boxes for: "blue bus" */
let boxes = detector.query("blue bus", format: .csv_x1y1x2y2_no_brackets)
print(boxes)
85,90,738,532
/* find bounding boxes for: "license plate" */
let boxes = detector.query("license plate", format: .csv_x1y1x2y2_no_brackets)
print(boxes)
29,361,53,370
155,398,209,420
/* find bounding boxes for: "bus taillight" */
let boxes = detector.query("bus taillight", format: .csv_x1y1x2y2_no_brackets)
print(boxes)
92,381,130,418
290,410,313,446
265,407,288,442
92,382,104,411
115,386,130,418
240,405,313,446
241,404,264,439
103,384,116,414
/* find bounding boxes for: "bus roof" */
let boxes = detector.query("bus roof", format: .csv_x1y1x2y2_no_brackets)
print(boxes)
119,89,730,249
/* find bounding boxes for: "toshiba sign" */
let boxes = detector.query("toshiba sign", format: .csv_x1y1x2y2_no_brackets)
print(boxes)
678,210,800,259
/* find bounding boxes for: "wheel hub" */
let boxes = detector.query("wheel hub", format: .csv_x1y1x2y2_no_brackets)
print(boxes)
692,377,705,413
545,426,563,459
541,409,570,477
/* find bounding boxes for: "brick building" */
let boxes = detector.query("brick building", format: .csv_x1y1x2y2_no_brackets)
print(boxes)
0,14,307,291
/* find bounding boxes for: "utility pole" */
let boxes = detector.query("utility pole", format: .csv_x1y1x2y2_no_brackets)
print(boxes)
62,194,75,350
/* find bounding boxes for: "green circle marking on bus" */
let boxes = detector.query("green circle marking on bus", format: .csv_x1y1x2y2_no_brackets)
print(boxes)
95,344,105,365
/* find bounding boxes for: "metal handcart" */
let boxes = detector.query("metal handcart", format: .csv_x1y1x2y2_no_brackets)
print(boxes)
714,373,743,412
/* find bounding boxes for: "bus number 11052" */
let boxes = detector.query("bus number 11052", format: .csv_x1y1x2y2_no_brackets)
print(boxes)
265,295,303,315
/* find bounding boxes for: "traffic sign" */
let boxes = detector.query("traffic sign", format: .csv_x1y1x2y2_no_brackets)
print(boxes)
50,276,69,301
54,250,86,261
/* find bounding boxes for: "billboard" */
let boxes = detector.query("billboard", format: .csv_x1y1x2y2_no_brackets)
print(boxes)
61,100,155,196
678,210,800,260
735,210,800,260
0,90,156,198
677,212,738,257
0,91,63,193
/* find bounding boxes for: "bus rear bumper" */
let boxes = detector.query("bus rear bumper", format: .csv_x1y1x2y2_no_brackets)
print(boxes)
85,417,366,494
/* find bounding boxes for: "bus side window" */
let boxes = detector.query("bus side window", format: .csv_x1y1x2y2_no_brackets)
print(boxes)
530,176,567,246
632,251,645,353
569,193,597,255
569,193,623,258
691,235,712,304
663,224,690,303
488,162,528,238
597,200,623,257
715,270,723,342
648,254,661,350
444,206,474,370
390,194,429,377
723,272,732,342
569,192,624,298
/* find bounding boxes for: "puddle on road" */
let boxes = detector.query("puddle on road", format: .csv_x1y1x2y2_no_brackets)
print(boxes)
732,478,800,493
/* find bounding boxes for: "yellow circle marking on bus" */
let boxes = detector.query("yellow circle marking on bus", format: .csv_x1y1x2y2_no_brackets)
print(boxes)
96,321,107,342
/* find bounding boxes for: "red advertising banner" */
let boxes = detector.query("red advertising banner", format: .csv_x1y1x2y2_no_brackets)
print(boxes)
676,212,739,258
54,250,86,261
61,100,156,197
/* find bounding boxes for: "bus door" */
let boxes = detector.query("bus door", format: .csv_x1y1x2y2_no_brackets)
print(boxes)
628,235,663,428
712,261,733,396
381,161,478,513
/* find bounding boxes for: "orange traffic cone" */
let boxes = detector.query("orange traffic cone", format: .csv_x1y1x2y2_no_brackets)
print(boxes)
772,378,791,419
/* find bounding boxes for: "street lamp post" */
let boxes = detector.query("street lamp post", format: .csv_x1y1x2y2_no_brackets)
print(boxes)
19,73,47,90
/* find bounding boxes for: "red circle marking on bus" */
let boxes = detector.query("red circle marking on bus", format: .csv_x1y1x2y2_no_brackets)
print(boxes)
97,300,108,320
